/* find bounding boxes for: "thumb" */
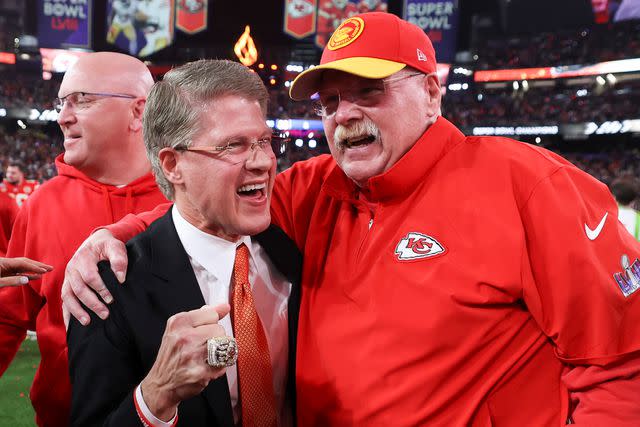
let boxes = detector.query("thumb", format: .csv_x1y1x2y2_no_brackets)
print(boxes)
212,303,231,320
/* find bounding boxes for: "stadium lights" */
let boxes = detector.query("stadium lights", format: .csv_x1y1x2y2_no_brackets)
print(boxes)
448,83,468,91
522,80,529,90
295,138,304,147
286,64,304,73
276,119,291,130
453,67,473,76
271,64,278,70
309,139,317,148
284,81,291,87
535,137,541,144
596,76,606,85
513,81,519,90
576,89,588,97
477,94,483,101
17,120,26,129
606,73,617,84
308,132,314,138
0,108,6,117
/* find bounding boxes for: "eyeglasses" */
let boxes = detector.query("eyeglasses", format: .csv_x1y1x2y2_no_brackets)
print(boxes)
177,133,290,162
54,92,138,112
312,72,425,118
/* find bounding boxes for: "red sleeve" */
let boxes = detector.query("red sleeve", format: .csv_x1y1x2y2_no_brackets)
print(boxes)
520,165,640,423
0,206,42,374
104,203,171,242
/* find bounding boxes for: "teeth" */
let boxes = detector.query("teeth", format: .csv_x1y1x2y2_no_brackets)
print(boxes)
343,135,375,148
237,183,266,193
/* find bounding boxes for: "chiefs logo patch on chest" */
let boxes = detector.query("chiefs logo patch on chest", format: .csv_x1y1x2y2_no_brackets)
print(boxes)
395,232,446,261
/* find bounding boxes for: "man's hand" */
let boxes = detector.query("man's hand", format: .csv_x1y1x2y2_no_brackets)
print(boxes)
0,257,53,287
141,304,231,421
62,228,129,327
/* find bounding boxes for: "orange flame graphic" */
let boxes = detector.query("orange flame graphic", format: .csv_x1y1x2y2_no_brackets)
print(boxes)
234,25,258,66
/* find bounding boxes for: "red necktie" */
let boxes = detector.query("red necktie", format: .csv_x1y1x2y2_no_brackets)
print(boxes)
232,243,278,427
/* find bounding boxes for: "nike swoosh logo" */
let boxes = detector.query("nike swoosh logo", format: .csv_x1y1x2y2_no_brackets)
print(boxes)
585,212,608,240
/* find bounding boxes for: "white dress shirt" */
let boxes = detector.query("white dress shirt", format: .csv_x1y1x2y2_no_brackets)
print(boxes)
136,206,292,426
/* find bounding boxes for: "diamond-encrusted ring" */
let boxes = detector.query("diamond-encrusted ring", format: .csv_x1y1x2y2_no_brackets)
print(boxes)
206,336,238,368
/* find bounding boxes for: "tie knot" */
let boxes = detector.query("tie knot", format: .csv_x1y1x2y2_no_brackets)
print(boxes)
234,243,250,285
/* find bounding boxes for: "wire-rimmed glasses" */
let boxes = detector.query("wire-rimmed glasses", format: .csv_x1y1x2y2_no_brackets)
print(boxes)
54,92,138,112
312,72,426,118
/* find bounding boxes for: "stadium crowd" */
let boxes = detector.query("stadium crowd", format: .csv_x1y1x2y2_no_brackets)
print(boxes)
474,19,640,69
443,80,640,128
0,75,59,111
0,127,61,182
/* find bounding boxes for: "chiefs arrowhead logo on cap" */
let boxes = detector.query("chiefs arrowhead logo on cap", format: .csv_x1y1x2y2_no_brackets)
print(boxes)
395,232,445,261
328,17,365,51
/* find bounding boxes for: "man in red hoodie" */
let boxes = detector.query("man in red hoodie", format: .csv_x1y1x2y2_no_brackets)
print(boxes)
0,52,167,427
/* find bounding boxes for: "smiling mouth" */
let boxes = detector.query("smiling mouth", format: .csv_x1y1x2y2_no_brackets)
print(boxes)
237,183,266,198
340,134,376,149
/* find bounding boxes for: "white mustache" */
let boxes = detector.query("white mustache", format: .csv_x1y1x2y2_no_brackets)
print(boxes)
334,119,380,149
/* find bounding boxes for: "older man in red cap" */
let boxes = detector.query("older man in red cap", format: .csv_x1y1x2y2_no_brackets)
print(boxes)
63,12,640,426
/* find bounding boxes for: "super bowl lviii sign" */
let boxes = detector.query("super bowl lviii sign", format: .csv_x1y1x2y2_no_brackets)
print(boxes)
37,0,93,49
403,0,459,63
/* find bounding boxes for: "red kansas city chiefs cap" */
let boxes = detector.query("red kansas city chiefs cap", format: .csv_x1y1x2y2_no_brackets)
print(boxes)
289,12,437,100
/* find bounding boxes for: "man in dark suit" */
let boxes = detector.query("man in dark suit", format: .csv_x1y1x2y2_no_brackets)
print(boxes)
67,59,300,427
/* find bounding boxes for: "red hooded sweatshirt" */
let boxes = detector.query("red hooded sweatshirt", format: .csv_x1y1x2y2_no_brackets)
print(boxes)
0,155,167,427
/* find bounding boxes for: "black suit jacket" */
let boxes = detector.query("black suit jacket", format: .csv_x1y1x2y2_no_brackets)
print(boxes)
67,210,302,427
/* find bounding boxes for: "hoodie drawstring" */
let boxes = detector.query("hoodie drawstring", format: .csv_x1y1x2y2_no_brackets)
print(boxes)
101,187,115,224
125,187,133,216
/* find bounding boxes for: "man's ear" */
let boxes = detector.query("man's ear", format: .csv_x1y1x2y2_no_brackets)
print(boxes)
423,73,442,117
130,98,146,132
158,148,183,185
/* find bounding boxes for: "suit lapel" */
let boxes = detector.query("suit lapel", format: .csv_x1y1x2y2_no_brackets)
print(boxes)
147,209,234,426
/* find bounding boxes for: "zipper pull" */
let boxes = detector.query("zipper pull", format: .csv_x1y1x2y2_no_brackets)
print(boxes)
368,218,374,230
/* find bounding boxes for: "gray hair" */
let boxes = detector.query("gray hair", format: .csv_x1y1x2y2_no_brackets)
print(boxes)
143,59,269,200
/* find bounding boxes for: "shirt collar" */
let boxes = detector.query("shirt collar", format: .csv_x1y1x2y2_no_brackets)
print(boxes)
171,205,254,283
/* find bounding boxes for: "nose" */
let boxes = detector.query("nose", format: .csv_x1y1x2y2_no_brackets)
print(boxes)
333,96,364,126
244,143,274,171
56,102,76,127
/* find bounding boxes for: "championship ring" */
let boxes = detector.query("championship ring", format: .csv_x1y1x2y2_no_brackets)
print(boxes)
206,336,238,368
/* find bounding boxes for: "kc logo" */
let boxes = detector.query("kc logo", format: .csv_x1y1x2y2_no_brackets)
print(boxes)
395,232,445,261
